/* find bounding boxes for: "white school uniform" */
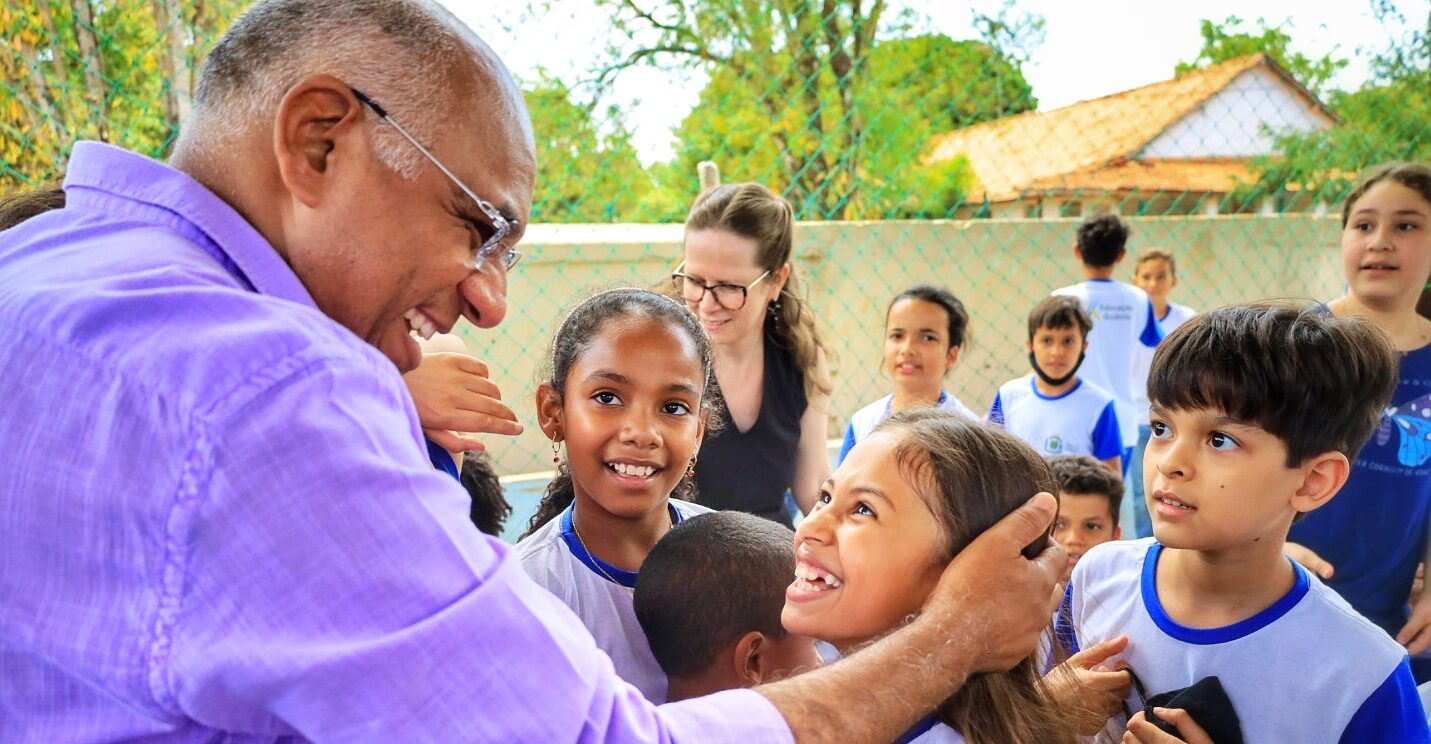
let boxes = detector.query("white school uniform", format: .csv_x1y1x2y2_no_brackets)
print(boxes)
1053,279,1162,447
516,499,710,703
987,375,1122,460
838,391,978,464
1060,538,1429,744
1130,302,1197,421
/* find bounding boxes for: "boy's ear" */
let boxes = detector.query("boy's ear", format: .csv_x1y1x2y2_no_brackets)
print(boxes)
1113,525,1124,541
1073,244,1084,263
1114,247,1126,264
1290,451,1351,514
535,382,564,442
732,631,767,687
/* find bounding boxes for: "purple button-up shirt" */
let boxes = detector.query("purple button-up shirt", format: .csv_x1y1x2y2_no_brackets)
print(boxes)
0,142,793,743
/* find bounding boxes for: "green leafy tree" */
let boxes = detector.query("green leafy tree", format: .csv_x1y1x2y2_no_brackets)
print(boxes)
1,0,243,194
1175,15,1348,97
1245,3,1429,202
596,0,1036,219
524,73,655,223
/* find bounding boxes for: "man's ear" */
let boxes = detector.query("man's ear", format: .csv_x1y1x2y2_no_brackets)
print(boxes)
535,382,564,442
1290,451,1350,514
732,631,766,687
273,74,368,208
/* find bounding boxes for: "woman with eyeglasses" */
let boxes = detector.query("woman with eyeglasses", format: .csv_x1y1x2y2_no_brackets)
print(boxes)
672,183,833,526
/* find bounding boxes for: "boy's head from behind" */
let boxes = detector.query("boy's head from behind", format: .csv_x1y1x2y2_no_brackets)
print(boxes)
1048,455,1123,580
1027,295,1092,386
1145,302,1398,546
634,511,820,702
1075,213,1129,268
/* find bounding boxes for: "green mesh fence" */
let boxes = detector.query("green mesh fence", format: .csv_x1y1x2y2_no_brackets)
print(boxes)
3,2,1429,480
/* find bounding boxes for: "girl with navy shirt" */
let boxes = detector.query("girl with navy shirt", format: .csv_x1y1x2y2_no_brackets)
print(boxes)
1286,162,1431,679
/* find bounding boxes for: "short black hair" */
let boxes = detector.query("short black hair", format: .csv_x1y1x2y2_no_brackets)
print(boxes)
1149,302,1398,466
888,284,970,349
1048,455,1124,528
1076,213,1129,267
1027,295,1092,341
460,452,511,537
634,512,795,679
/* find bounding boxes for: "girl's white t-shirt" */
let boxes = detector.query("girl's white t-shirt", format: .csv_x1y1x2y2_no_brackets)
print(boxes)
515,498,710,704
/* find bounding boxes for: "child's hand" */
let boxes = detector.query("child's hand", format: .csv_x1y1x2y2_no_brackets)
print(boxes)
1282,541,1334,579
403,352,523,453
1123,707,1214,744
1045,635,1131,735
1397,589,1431,655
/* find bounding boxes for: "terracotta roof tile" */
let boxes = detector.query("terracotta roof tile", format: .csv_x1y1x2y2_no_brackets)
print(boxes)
928,54,1274,201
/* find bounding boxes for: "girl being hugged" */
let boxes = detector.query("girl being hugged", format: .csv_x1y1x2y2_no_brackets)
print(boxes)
838,284,979,465
1286,162,1431,675
674,183,832,525
516,288,720,704
784,409,1086,744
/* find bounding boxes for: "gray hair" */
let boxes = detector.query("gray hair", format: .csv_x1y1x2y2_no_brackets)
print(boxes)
187,0,470,178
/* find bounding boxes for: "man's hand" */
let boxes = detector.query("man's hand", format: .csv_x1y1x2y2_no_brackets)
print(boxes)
1045,636,1131,735
403,352,522,452
1123,708,1214,744
1282,541,1333,579
922,492,1064,673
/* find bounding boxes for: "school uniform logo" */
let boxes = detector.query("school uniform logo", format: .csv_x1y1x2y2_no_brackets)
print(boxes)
1044,435,1065,454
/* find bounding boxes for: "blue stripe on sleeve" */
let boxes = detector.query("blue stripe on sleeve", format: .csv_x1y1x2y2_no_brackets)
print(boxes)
1339,657,1430,743
1140,298,1164,347
837,423,857,466
1091,402,1124,460
987,392,1005,426
1054,582,1080,657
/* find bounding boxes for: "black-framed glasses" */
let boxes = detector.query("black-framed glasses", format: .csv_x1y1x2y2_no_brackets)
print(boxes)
671,261,771,310
350,87,521,272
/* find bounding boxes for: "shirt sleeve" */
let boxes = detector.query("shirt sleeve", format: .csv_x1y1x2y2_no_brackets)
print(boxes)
1053,583,1081,657
1338,658,1430,743
1091,401,1124,461
167,356,793,743
837,423,857,465
987,392,1005,426
1139,299,1164,348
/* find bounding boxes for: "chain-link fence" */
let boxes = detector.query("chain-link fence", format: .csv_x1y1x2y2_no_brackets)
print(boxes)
3,2,1429,481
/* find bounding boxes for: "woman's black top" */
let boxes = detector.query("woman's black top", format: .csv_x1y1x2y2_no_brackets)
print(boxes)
694,331,807,525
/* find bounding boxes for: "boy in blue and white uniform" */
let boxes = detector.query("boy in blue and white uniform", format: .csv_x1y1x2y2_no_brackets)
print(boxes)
1053,213,1162,470
989,295,1123,473
1059,303,1429,743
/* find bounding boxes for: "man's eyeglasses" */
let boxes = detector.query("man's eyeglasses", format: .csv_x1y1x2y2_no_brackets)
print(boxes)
350,87,521,272
671,261,771,310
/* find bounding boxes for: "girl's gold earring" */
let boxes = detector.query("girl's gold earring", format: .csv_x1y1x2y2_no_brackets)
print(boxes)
686,457,697,479
551,440,561,465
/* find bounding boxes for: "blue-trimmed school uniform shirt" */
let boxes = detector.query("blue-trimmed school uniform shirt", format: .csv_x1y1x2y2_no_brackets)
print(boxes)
838,391,978,465
516,499,710,703
1059,539,1429,743
987,376,1123,461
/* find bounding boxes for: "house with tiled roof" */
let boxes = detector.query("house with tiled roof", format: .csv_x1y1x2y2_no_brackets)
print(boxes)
927,54,1336,218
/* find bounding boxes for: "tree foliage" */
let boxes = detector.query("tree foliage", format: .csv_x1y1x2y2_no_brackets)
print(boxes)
1175,16,1348,97
524,73,657,223
1,0,243,194
597,0,1036,220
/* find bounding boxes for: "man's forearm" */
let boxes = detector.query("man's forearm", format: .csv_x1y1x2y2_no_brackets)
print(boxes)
757,615,971,743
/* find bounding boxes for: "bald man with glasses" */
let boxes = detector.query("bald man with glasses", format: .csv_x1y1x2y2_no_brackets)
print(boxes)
0,1,1064,741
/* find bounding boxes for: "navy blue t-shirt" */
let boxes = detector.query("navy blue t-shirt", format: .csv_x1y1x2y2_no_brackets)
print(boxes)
1290,343,1431,636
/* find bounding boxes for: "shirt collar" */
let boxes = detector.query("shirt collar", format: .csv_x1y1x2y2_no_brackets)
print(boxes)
62,141,316,308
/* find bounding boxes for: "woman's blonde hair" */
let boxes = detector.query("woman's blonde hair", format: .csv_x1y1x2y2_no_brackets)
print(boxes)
685,183,832,398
